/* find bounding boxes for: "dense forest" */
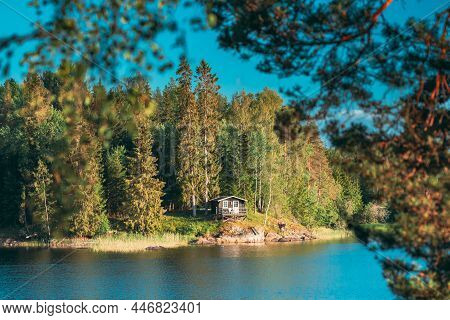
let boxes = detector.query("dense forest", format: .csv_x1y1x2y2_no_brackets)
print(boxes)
0,60,383,239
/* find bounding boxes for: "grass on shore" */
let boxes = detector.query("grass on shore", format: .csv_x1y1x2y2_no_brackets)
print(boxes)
90,233,192,253
161,212,221,237
1,233,192,252
310,227,353,240
359,223,392,233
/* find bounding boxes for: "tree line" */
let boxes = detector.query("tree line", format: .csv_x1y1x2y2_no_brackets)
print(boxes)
0,60,371,239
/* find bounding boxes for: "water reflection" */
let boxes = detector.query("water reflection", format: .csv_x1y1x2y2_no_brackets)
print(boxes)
0,240,394,299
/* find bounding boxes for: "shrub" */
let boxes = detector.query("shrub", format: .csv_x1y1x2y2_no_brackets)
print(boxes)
96,213,111,236
355,202,389,224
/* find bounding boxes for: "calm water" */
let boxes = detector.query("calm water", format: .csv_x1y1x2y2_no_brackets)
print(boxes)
0,239,394,299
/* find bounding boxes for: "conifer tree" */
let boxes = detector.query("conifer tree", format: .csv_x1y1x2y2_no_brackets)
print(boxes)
70,154,110,237
304,123,341,206
154,79,180,210
104,145,127,218
332,165,363,224
21,73,53,130
176,58,202,216
124,123,165,234
56,71,109,237
195,60,221,203
0,80,25,227
285,123,341,227
220,91,255,199
155,78,179,125
20,74,55,227
218,123,242,195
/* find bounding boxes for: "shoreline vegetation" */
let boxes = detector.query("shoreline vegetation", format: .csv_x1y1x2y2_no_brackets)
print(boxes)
1,61,388,254
0,228,353,253
0,213,356,253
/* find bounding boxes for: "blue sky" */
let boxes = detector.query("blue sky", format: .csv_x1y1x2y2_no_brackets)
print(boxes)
0,0,446,101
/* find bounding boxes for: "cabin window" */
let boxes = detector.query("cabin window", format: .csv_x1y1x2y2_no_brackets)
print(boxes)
233,201,239,208
223,201,228,208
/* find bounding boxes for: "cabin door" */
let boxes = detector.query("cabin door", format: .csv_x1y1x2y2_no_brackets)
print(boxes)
232,200,239,214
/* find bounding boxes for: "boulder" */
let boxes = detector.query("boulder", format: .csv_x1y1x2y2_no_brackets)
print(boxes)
211,226,265,244
145,245,165,251
265,232,282,242
194,237,217,245
279,234,306,242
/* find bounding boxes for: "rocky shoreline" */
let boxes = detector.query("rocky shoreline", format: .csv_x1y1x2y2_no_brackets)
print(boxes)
194,224,315,245
0,237,94,249
0,238,21,247
1,223,325,250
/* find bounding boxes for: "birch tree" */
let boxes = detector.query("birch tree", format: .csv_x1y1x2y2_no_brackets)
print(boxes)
30,160,55,241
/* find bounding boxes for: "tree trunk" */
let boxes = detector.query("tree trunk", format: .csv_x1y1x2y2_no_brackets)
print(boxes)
203,92,209,204
192,194,197,217
23,188,30,233
264,151,274,227
204,141,209,203
254,164,258,215
264,179,272,227
43,180,51,244
258,160,262,212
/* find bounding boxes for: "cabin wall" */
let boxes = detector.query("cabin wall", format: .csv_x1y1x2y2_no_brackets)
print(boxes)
218,199,232,208
218,198,246,209
211,197,247,219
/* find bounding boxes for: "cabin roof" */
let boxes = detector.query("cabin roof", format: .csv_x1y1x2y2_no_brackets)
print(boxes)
210,195,247,202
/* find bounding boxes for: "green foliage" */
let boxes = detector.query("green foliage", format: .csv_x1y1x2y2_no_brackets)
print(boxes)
70,158,110,237
176,58,203,212
219,89,348,228
123,124,165,234
195,60,222,203
29,160,56,240
333,166,364,223
219,89,285,218
161,214,220,237
153,80,181,209
207,0,449,299
1,63,365,238
0,159,22,227
103,145,127,218
355,202,390,224
278,124,343,228
154,78,179,125
0,76,65,229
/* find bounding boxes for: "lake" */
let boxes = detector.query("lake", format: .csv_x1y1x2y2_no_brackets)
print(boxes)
0,239,394,299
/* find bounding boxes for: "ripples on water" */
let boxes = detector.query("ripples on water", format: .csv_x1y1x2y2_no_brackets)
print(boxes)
0,239,394,299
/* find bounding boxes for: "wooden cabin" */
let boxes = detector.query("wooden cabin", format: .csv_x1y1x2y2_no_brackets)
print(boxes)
210,196,247,220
